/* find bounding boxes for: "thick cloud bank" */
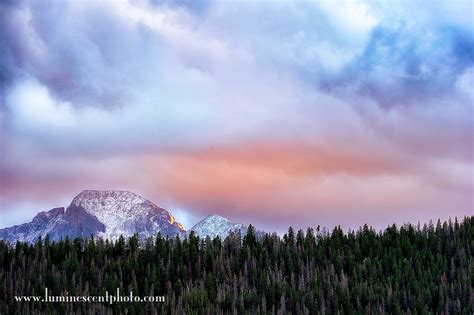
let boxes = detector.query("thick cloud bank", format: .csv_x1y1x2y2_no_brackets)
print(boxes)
0,0,472,232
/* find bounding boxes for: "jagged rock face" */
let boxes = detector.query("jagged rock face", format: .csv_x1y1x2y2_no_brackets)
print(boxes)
189,214,249,239
0,190,186,243
54,204,106,240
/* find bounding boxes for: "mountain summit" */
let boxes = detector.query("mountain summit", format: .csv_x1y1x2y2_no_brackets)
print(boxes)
0,190,185,243
70,190,184,240
189,214,251,239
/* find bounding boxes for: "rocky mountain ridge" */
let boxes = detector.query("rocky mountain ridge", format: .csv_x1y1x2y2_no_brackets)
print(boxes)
0,190,258,243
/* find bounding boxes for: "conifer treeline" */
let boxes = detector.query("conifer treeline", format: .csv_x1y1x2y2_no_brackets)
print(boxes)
0,217,472,314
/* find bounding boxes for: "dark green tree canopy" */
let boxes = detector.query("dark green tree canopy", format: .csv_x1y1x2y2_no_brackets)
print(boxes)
1,217,472,314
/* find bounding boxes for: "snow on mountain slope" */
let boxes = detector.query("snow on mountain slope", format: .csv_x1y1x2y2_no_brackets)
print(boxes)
0,207,66,243
71,190,185,240
0,190,186,243
189,214,251,239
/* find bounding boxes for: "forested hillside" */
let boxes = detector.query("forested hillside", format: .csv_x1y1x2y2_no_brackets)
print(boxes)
1,217,472,314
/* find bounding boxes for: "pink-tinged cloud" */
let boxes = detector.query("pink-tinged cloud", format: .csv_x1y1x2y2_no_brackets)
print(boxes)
1,141,472,231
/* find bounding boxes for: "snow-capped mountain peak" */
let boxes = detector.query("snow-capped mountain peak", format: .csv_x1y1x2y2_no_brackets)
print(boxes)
0,207,67,243
189,214,248,239
72,190,147,209
201,214,232,225
70,190,185,240
0,190,185,243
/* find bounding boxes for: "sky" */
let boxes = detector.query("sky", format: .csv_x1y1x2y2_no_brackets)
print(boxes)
0,0,473,233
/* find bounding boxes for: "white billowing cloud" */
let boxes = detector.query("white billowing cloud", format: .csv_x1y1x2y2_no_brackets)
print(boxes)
7,79,77,130
317,0,378,43
5,78,122,150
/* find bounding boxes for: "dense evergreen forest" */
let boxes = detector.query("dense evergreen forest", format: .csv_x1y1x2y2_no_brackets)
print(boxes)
0,217,472,314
